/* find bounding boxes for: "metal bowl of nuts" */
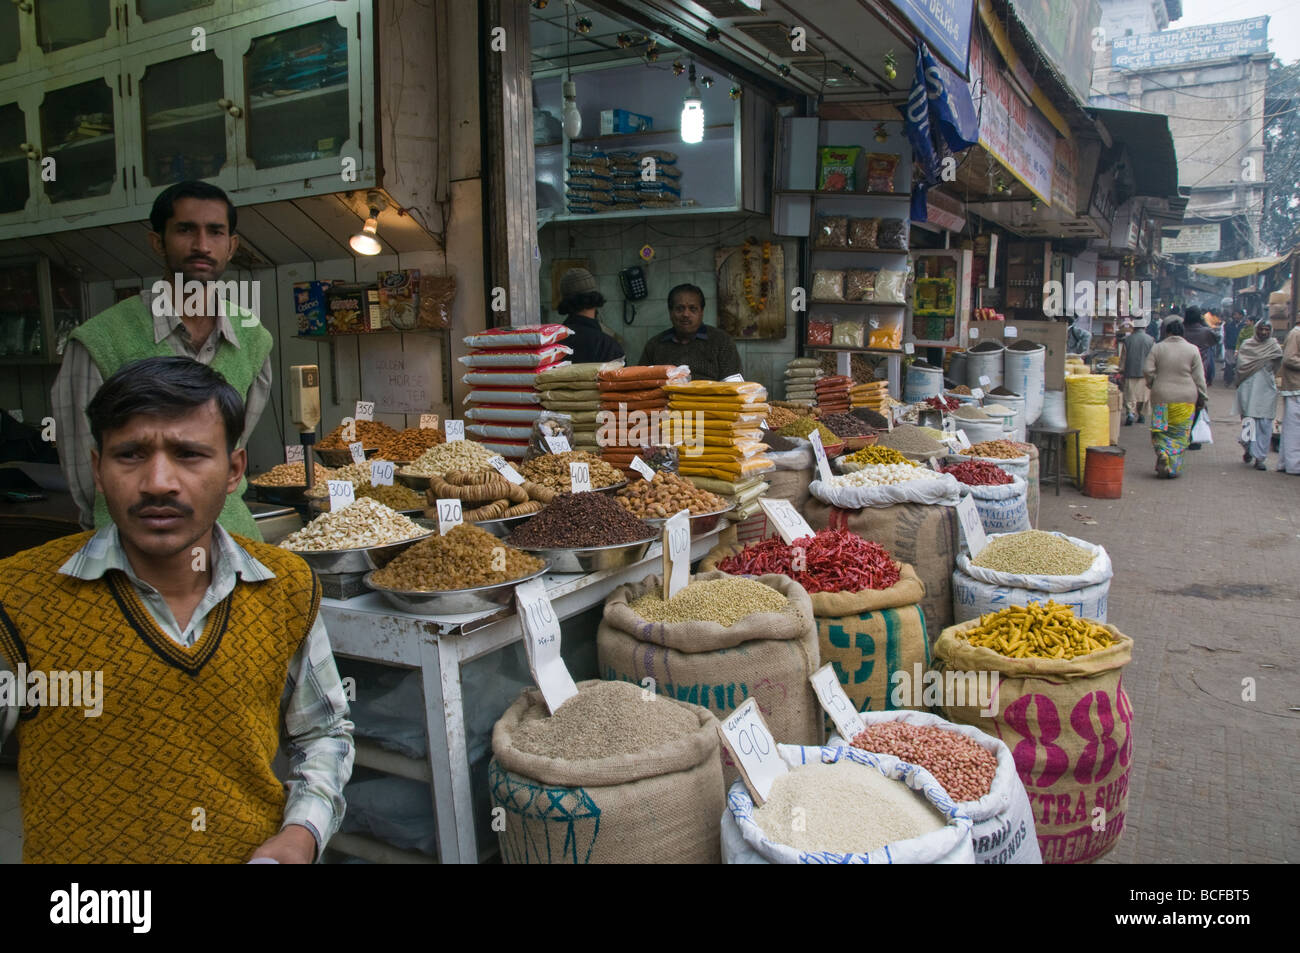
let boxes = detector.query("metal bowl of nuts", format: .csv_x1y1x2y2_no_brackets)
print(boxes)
253,483,311,506
472,511,537,539
362,562,551,615
394,470,432,492
640,503,735,535
284,518,437,575
316,447,379,468
512,536,656,574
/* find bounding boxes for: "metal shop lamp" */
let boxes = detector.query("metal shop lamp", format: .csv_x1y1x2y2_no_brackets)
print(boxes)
350,191,385,256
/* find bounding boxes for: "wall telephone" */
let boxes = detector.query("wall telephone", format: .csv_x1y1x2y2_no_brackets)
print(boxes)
619,266,647,300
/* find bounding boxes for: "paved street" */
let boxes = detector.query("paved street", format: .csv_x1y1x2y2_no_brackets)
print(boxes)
1036,384,1299,863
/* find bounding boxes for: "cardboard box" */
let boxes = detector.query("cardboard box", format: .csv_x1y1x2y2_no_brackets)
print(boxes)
325,283,383,334
293,280,331,336
377,269,419,330
600,109,653,135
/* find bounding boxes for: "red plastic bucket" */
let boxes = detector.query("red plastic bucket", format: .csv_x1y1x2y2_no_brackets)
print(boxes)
1083,445,1125,498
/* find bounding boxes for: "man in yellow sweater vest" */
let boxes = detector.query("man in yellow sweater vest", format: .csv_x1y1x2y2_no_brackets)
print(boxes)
0,357,353,864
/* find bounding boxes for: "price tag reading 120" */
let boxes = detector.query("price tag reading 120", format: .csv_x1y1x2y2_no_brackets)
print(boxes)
443,420,465,442
435,498,463,535
514,577,578,714
759,498,814,545
718,698,788,804
807,428,833,483
810,663,866,742
661,509,690,601
370,460,395,486
569,462,592,493
327,480,355,511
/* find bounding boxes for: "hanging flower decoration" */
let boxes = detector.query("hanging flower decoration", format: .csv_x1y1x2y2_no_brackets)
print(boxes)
672,59,686,76
531,0,548,8
645,40,660,62
776,63,792,77
616,32,632,48
874,123,889,143
576,16,592,34
729,85,742,100
884,50,898,81
700,75,715,89
741,238,772,315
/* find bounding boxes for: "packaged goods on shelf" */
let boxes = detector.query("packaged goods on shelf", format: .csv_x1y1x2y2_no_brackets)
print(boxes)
596,363,689,475
460,324,574,458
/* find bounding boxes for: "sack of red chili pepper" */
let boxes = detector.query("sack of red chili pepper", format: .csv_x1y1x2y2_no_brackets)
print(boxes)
924,395,960,413
940,459,1013,486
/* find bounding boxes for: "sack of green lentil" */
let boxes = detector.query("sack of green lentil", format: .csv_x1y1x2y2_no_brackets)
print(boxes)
489,679,725,864
598,571,821,786
953,531,1112,623
806,498,960,641
933,619,1134,864
829,711,1042,864
963,475,1031,535
720,744,975,864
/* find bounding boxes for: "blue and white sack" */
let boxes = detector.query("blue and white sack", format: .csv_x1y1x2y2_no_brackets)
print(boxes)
964,475,1030,535
952,532,1112,623
720,744,974,864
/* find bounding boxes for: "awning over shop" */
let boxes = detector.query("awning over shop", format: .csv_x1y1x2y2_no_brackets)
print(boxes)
1191,255,1288,278
1088,108,1179,199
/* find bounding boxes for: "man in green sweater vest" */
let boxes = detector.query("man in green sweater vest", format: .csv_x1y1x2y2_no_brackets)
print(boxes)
51,180,273,540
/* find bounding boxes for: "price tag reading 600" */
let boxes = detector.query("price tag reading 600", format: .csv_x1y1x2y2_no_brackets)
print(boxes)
718,698,788,804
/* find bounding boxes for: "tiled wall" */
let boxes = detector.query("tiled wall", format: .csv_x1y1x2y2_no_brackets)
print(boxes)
537,212,799,393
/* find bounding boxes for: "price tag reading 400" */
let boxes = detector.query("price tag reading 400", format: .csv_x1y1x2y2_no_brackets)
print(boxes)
569,462,592,493
327,480,355,511
759,498,815,545
370,460,395,486
444,420,465,442
718,698,788,804
348,441,367,464
661,509,690,601
435,498,463,535
514,577,578,714
354,401,375,421
807,428,833,483
810,663,866,742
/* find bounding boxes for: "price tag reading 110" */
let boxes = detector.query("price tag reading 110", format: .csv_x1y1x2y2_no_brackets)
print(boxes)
718,698,788,804
514,577,578,714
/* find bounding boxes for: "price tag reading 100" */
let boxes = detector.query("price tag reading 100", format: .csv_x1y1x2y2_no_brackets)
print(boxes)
435,498,463,535
327,480,355,511
661,509,690,601
718,698,788,804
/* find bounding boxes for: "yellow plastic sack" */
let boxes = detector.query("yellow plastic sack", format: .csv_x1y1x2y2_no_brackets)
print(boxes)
1065,373,1110,480
665,380,766,398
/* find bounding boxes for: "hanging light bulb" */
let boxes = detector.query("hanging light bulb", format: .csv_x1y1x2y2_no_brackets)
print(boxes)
681,61,704,144
350,191,385,256
562,79,581,138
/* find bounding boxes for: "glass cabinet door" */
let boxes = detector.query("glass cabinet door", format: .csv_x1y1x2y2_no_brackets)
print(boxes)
0,2,28,82
34,0,118,66
233,3,364,188
0,260,43,362
124,0,234,43
0,100,35,222
38,68,127,214
134,45,237,193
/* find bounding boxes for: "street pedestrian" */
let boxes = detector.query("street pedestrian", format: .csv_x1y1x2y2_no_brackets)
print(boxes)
1223,309,1248,386
1233,318,1282,470
1144,317,1208,479
1278,324,1300,475
1183,307,1219,388
1118,320,1153,424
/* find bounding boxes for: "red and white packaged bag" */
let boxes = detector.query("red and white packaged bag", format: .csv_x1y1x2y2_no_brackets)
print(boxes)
459,345,572,368
462,324,573,349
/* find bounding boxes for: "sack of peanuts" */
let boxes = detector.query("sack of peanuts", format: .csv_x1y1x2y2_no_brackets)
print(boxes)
489,680,724,863
598,571,820,787
831,711,1041,864
720,744,975,864
806,498,960,642
953,531,1112,624
933,611,1134,863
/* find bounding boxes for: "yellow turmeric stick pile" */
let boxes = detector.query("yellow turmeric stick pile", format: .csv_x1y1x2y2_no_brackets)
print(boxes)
958,601,1116,660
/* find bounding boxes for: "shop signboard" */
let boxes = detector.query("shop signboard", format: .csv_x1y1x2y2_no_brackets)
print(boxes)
886,0,976,77
1007,0,1102,103
968,35,1055,203
1052,137,1079,215
1161,224,1221,255
1112,17,1268,72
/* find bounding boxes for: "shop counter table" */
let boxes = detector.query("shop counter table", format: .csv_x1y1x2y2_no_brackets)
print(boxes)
318,526,723,864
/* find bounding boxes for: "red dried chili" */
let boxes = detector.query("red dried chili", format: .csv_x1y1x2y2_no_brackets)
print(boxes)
939,460,1013,486
924,395,960,412
716,529,901,593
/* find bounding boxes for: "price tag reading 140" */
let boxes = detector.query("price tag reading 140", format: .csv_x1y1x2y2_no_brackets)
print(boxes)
435,498,463,535
810,663,866,742
327,480,355,511
514,577,578,714
370,460,395,486
759,498,815,545
718,698,788,804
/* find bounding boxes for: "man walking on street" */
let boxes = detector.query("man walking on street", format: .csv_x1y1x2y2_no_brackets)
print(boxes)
1118,320,1153,425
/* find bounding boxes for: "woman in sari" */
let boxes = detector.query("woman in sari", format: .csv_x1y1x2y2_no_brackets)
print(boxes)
1144,318,1208,478
1233,319,1282,470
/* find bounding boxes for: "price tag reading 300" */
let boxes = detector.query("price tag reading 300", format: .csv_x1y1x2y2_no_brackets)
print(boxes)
514,577,578,714
435,498,463,535
718,698,788,804
327,480,355,511
810,663,866,742
759,498,815,545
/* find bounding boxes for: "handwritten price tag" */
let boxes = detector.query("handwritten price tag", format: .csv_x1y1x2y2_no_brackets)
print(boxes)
979,375,991,388
349,441,367,464
759,498,814,545
955,494,988,557
808,428,833,483
354,400,375,421
630,456,655,481
810,664,866,742
435,498,463,535
488,455,525,485
1004,325,1019,338
327,480,355,511
515,577,578,714
661,509,691,601
955,429,972,450
722,374,745,383
718,699,788,805
544,433,571,454
929,456,943,471
285,444,305,464
370,460,395,486
904,341,915,354
444,419,465,442
969,327,980,339
971,387,985,401
569,462,592,493
419,413,439,430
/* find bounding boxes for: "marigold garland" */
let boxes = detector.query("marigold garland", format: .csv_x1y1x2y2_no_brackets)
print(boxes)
741,238,772,314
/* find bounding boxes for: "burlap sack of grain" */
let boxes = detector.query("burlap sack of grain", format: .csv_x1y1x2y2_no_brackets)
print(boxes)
933,620,1134,864
598,571,820,786
489,679,724,864
805,498,958,641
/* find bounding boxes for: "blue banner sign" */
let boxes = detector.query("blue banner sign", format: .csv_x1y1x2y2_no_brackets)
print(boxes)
887,0,975,78
1112,17,1268,71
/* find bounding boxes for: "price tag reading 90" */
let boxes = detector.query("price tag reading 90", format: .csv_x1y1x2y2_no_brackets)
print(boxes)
370,460,395,486
718,698,788,804
759,498,815,545
435,498,463,535
327,480,355,511
348,441,367,464
810,664,866,742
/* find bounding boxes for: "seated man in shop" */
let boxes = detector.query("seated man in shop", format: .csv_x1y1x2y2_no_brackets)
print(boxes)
638,283,742,381
0,356,353,864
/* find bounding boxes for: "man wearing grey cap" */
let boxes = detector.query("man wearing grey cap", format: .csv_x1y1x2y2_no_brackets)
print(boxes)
556,267,624,363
